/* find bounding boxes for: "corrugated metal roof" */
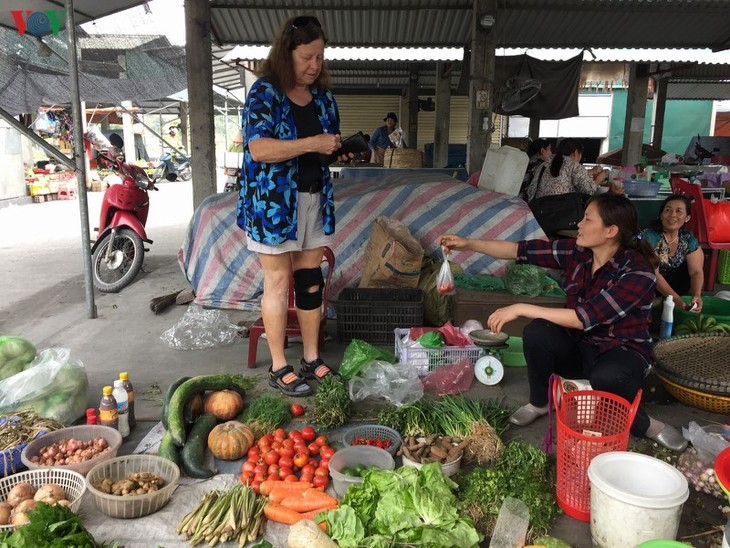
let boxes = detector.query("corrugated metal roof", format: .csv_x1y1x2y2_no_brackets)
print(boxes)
0,0,147,33
210,0,730,50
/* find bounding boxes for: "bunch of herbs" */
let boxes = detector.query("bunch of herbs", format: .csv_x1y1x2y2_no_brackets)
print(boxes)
238,394,292,438
312,376,351,430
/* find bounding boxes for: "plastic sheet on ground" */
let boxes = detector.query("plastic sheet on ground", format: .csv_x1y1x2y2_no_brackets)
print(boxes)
160,303,239,350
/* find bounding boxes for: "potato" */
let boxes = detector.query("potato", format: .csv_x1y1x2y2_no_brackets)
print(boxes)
13,499,36,514
0,502,11,526
6,483,35,507
34,484,65,502
10,511,30,525
56,499,71,507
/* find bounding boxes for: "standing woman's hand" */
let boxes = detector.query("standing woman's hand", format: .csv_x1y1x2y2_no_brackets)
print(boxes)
311,132,341,155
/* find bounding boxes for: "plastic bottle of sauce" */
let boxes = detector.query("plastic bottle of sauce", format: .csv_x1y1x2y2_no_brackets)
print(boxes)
112,380,130,438
99,386,118,430
119,372,136,430
86,408,97,425
660,295,675,339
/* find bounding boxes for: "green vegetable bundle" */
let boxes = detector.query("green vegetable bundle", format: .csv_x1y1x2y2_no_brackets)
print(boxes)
321,462,482,547
456,440,558,540
0,336,36,381
312,376,351,430
238,394,292,438
0,502,99,547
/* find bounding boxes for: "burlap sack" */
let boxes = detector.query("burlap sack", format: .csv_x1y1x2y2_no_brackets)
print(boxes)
359,216,424,289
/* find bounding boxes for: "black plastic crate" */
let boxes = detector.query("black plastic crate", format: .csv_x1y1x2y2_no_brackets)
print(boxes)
335,288,424,345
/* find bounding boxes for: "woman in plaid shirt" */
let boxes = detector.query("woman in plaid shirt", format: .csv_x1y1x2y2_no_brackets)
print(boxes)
440,193,687,452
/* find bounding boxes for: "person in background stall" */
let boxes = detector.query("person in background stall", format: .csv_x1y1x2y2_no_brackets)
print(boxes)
439,193,688,452
228,129,244,153
526,138,619,202
643,195,704,312
369,112,403,163
237,14,348,397
519,138,553,200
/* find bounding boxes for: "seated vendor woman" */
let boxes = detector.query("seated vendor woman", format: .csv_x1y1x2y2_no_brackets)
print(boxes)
642,195,704,312
439,193,687,452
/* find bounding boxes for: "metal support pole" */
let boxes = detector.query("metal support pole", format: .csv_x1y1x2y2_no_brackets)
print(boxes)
65,0,97,319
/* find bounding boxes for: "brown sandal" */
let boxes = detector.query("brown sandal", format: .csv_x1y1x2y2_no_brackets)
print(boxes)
300,358,339,383
268,365,312,396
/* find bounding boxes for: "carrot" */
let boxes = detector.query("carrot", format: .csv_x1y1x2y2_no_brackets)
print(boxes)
263,502,305,525
280,495,339,513
260,480,313,496
300,507,336,521
269,489,296,503
301,488,339,506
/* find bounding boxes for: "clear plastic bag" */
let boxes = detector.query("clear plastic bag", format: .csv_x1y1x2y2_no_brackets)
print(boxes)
421,357,474,396
676,421,730,499
436,247,456,295
339,339,397,380
161,303,239,350
0,348,88,425
348,360,423,406
489,497,530,548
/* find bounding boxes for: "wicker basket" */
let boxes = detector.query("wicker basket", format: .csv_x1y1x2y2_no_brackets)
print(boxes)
85,454,180,519
384,148,423,168
21,425,122,476
655,374,730,414
341,424,402,456
653,333,730,395
0,468,86,529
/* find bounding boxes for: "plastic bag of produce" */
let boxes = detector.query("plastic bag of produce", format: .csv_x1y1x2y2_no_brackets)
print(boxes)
0,348,88,425
339,339,397,380
677,421,730,499
504,261,545,297
348,360,423,406
0,336,37,381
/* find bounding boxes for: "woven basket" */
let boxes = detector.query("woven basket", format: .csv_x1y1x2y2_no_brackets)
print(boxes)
655,374,730,414
653,333,730,395
341,424,402,456
384,148,423,168
0,468,86,529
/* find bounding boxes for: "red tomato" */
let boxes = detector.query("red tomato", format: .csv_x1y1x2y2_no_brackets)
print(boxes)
290,403,305,416
274,428,287,441
294,441,309,455
288,429,302,441
271,441,284,452
268,464,281,477
314,466,329,477
278,456,294,470
279,447,294,459
254,464,268,476
307,442,321,456
301,464,316,476
282,439,295,449
300,472,314,483
313,475,329,489
278,466,293,479
241,460,256,474
301,426,316,442
251,480,261,495
247,446,260,460
293,452,310,468
315,435,328,446
267,473,280,482
253,472,266,483
240,471,255,485
263,450,280,466
320,446,336,459
284,474,299,482
318,458,330,471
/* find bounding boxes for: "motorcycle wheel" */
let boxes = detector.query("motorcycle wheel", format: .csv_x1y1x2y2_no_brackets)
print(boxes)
178,163,192,181
152,164,167,182
92,228,145,293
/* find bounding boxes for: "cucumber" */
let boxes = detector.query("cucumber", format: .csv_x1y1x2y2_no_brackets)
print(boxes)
167,374,250,446
157,430,180,466
180,413,218,479
161,376,190,430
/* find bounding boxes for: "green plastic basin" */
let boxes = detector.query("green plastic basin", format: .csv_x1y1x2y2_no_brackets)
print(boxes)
502,336,526,367
674,296,730,328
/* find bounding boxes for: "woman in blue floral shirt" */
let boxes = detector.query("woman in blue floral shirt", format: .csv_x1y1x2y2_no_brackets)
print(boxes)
440,194,687,452
237,15,347,396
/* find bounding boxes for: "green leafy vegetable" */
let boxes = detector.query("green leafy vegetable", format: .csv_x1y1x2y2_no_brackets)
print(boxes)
0,336,36,381
312,376,351,430
238,394,292,437
322,462,483,548
455,440,558,540
0,502,99,547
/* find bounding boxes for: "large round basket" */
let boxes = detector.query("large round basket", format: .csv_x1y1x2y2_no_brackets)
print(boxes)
341,424,402,456
654,333,730,412
85,454,180,519
0,468,86,529
21,425,122,476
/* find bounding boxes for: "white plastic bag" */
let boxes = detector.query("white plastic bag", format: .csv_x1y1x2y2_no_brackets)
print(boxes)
348,360,423,406
161,303,239,350
0,348,88,425
436,247,456,295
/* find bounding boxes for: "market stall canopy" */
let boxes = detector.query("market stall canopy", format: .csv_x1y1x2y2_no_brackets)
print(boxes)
0,27,188,115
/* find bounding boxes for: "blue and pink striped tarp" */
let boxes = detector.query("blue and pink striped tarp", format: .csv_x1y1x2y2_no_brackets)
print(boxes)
178,173,545,310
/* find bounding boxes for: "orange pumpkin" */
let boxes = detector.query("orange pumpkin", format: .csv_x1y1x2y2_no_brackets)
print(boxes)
204,390,244,421
208,421,254,460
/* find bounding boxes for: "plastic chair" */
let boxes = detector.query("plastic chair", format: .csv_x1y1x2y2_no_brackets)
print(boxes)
247,246,335,368
670,177,730,292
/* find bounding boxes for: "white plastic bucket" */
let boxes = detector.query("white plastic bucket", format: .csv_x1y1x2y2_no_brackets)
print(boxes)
587,451,689,548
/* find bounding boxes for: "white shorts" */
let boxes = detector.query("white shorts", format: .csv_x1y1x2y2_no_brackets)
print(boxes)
246,192,333,255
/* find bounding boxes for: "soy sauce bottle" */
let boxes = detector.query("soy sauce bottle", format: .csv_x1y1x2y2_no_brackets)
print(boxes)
98,386,118,429
119,372,136,429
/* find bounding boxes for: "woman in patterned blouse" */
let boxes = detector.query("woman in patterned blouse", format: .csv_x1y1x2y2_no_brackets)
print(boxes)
237,15,348,396
440,194,688,452
642,195,704,312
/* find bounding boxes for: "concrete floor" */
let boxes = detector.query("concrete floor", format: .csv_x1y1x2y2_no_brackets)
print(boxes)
1,180,728,547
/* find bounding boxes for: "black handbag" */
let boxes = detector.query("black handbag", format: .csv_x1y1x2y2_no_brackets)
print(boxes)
528,167,590,236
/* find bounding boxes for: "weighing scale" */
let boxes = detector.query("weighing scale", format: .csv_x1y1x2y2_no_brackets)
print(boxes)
469,330,508,385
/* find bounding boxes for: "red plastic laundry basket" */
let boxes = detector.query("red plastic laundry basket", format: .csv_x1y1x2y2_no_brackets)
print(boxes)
553,378,641,522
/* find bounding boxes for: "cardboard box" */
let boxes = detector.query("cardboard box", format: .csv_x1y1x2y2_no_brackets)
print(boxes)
451,288,566,337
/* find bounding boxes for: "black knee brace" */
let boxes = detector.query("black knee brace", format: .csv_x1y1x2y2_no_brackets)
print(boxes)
293,267,324,310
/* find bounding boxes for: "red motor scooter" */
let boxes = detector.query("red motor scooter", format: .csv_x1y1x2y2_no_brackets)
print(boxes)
91,147,158,293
